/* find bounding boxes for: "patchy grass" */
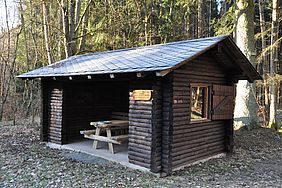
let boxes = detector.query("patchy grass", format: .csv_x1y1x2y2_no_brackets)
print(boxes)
0,121,282,187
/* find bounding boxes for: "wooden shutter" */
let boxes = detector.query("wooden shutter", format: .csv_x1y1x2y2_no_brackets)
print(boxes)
212,85,235,120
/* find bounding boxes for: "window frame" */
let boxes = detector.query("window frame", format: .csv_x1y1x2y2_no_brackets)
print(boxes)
190,83,211,123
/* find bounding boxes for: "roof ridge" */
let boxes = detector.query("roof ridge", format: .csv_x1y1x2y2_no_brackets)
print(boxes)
60,35,228,61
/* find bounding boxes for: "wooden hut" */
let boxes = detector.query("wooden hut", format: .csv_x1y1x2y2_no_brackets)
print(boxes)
18,36,261,175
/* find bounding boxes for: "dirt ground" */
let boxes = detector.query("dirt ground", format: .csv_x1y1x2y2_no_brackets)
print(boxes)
0,120,282,188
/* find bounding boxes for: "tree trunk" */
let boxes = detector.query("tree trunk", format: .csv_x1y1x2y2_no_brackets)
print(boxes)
143,2,148,45
78,0,90,52
42,0,53,64
61,0,71,57
69,0,76,55
258,0,269,112
269,0,279,127
233,0,258,129
197,0,204,38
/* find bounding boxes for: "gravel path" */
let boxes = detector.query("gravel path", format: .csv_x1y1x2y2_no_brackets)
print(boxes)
0,121,282,188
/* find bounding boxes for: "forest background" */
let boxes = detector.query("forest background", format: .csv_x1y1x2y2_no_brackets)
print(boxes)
0,0,281,129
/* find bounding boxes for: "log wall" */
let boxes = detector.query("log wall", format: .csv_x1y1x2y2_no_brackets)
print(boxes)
171,52,234,170
161,75,173,175
151,80,163,173
47,83,65,144
128,79,162,172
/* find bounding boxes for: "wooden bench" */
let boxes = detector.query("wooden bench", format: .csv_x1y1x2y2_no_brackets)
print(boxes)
80,112,129,154
81,119,128,154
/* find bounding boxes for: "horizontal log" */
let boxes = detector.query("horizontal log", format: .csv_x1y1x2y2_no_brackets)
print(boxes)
174,71,225,80
129,142,152,151
129,118,151,124
50,99,63,103
49,127,62,132
49,114,62,118
129,130,151,137
129,114,152,119
173,126,225,140
50,90,63,94
128,105,152,110
175,65,225,74
173,91,190,96
50,105,62,110
172,132,225,146
173,108,190,113
174,63,225,73
128,154,151,164
173,112,189,118
50,103,63,106
172,96,190,102
129,146,151,155
172,145,225,167
129,159,150,169
129,109,152,115
49,134,61,139
49,116,62,121
129,101,152,106
172,104,189,109
173,122,224,133
128,150,151,160
50,96,63,100
172,116,190,122
172,137,225,155
50,109,63,113
49,124,63,129
49,139,62,144
129,126,151,133
129,121,151,128
129,134,152,142
129,138,151,146
173,86,189,92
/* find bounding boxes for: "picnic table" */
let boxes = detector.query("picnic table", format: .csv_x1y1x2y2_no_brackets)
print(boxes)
80,120,129,154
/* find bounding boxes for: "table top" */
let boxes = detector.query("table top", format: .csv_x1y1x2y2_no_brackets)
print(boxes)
90,120,129,128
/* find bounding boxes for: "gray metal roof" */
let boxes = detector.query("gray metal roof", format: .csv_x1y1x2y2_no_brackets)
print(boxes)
18,36,228,78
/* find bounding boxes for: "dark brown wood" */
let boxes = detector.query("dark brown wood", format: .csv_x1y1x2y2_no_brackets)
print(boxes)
161,74,173,175
40,49,238,175
128,79,154,170
212,85,235,120
170,52,234,172
150,80,163,173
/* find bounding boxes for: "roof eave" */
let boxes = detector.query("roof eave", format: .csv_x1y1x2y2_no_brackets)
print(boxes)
225,37,263,82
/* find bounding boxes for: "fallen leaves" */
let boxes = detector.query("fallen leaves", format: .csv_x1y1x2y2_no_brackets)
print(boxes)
0,122,282,187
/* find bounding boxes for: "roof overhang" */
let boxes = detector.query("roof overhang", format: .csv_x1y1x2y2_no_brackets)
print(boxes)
17,35,262,82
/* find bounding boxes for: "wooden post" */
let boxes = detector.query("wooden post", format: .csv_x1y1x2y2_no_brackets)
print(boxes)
93,127,101,149
106,129,114,154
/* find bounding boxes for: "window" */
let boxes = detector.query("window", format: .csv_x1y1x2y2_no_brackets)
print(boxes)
191,84,210,121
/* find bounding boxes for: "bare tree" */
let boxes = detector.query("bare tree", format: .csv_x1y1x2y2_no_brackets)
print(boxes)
269,0,280,127
42,0,53,64
197,0,204,38
258,0,269,109
0,0,22,121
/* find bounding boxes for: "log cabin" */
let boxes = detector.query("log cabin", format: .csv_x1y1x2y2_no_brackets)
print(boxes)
18,36,261,176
